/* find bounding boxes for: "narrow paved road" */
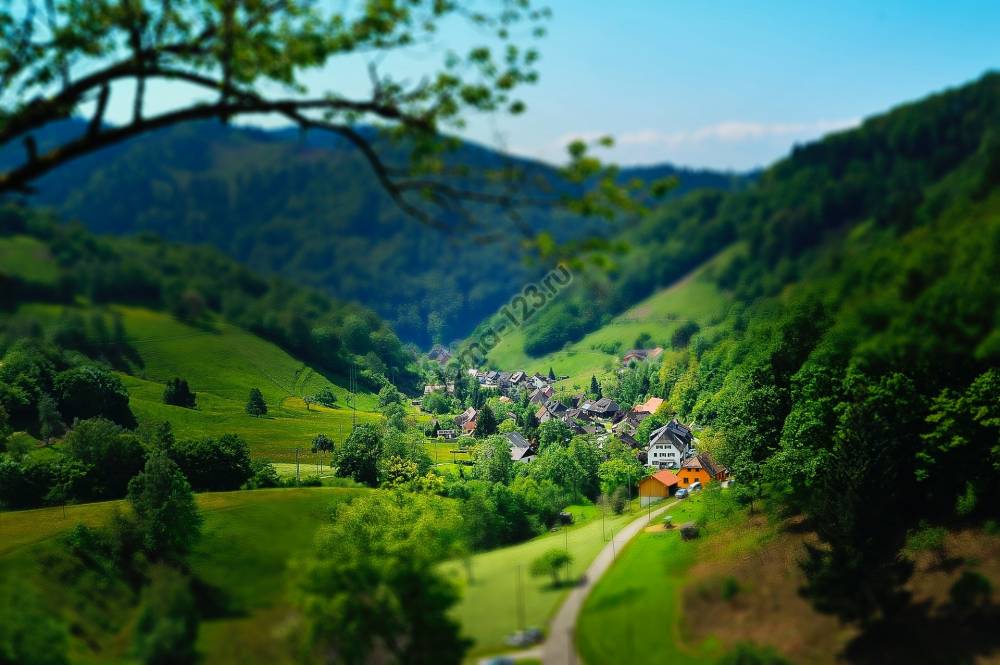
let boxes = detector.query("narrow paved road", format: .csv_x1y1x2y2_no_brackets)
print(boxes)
540,500,679,665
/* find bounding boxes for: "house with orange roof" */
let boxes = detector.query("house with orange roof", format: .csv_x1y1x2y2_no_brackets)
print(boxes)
638,469,679,506
677,452,729,488
632,397,664,414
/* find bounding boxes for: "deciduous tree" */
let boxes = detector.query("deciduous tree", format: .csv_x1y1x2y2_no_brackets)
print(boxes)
127,449,203,564
244,387,267,417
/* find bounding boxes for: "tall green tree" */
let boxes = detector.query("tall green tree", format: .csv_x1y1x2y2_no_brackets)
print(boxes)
244,388,267,417
294,492,468,664
799,371,924,626
63,417,146,500
311,433,334,455
133,566,199,665
474,403,498,438
334,423,382,487
471,435,513,485
36,394,63,443
127,449,203,564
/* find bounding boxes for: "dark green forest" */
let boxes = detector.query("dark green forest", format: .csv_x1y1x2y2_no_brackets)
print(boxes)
0,121,747,348
497,72,1000,359
530,72,1000,629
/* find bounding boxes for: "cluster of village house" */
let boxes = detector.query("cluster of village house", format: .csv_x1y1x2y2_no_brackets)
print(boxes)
423,354,728,505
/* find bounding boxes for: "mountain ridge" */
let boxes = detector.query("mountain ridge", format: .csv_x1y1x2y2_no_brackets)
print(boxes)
2,120,750,348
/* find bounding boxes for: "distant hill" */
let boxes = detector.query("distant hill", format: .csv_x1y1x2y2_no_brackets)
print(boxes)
471,72,1000,383
1,120,749,347
0,208,417,446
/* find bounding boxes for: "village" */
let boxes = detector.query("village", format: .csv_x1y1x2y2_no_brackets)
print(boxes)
421,345,730,507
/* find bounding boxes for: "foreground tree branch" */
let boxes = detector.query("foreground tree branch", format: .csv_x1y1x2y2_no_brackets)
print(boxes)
0,0,671,250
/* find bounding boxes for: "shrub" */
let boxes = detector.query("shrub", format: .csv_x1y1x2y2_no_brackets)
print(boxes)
0,578,69,665
671,320,700,349
633,332,653,349
0,456,61,508
169,434,253,491
716,643,792,665
133,566,199,665
529,548,574,587
162,378,197,408
949,570,993,612
610,486,628,514
721,576,742,600
312,387,337,407
244,459,281,489
54,365,136,428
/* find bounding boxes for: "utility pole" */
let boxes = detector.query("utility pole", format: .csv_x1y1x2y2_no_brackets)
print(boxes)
602,502,607,541
611,528,616,559
516,564,526,631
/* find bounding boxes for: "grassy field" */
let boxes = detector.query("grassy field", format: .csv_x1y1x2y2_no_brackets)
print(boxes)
575,495,720,665
17,304,384,463
0,487,363,665
483,247,739,390
442,500,652,656
0,234,59,284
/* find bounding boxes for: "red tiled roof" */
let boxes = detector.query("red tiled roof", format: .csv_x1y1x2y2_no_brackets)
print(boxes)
650,469,678,487
633,397,664,414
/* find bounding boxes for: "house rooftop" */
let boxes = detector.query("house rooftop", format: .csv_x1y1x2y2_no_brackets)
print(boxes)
633,397,664,414
648,469,678,487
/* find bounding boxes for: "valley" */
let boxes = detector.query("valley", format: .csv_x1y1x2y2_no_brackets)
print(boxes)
1,19,999,665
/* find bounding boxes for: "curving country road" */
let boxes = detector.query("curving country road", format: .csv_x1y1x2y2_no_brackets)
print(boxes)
540,499,680,665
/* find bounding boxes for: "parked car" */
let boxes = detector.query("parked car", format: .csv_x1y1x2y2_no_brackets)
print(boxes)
483,658,515,665
689,481,702,492
504,627,543,648
675,488,689,499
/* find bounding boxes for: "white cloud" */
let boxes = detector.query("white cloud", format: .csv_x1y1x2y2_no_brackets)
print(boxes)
513,118,861,170
614,119,860,147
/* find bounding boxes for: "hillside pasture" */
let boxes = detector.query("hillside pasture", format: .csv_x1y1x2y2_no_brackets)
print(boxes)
0,234,59,284
15,304,384,463
0,487,363,665
442,501,652,656
483,248,737,389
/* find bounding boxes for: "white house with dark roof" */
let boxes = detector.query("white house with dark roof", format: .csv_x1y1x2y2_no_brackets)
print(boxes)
505,431,536,463
645,419,694,469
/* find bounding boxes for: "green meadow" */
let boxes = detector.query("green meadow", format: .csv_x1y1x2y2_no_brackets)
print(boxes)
0,488,363,665
483,247,738,389
0,234,60,284
575,491,761,665
442,501,651,656
17,304,384,463
0,489,651,665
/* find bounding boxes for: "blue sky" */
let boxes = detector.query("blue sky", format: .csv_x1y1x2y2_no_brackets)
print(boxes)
104,0,1000,171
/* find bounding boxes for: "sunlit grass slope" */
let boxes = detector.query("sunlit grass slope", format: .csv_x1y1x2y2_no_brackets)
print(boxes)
0,234,60,284
0,487,362,665
442,502,650,656
19,304,382,463
484,247,739,390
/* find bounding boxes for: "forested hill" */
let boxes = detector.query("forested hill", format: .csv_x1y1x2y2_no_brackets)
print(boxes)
464,72,1000,631
490,71,1000,359
0,207,421,394
0,120,747,348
